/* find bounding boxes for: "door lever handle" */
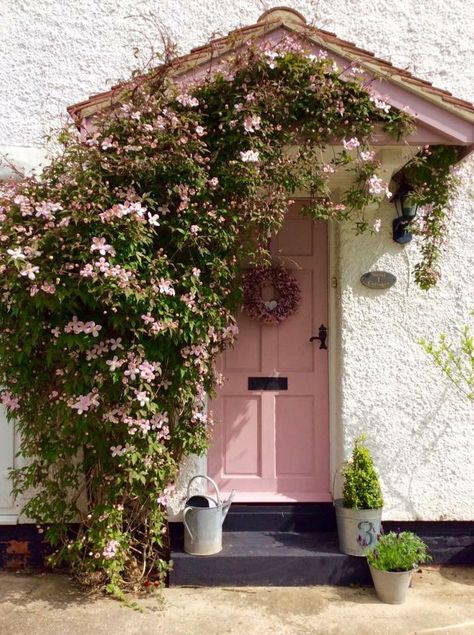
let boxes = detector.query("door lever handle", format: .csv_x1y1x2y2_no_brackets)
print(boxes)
309,324,328,349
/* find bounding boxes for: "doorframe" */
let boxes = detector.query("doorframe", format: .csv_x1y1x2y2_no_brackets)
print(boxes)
203,205,340,503
327,219,341,502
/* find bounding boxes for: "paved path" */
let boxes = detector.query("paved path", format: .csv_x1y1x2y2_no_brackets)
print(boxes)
0,566,473,634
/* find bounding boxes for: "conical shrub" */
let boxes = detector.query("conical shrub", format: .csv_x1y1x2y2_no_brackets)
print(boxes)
342,435,383,509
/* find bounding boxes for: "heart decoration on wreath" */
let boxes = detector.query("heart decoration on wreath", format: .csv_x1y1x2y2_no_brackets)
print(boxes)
242,266,301,325
265,300,278,311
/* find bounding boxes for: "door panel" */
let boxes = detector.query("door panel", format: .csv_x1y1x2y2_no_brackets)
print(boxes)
223,396,261,476
277,270,313,372
208,201,329,502
275,396,314,475
224,315,262,372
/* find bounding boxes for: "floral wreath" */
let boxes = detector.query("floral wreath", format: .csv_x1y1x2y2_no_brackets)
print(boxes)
242,266,301,325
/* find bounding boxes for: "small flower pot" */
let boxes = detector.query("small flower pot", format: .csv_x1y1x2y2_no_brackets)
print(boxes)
334,498,382,556
369,564,412,604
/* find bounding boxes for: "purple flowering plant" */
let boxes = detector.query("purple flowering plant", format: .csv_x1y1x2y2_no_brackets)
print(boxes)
366,530,431,572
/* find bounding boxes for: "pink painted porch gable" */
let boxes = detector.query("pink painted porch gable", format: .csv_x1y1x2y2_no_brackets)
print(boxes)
68,8,474,157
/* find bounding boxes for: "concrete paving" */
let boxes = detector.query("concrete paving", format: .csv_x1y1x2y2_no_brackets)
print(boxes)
0,566,473,635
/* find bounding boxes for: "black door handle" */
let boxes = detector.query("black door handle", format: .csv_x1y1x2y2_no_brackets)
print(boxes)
309,324,328,349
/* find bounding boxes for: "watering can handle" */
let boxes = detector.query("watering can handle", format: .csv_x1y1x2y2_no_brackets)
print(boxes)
186,474,221,505
182,506,193,542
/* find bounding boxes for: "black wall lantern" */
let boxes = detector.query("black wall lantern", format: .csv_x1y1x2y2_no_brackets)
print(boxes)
392,182,418,244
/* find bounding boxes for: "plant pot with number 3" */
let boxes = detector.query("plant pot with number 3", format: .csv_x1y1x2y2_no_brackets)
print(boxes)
335,434,383,557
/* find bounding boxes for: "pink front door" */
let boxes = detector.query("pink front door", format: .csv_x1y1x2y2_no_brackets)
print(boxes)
208,201,330,502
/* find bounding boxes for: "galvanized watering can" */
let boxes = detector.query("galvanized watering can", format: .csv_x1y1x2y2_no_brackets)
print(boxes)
183,475,235,555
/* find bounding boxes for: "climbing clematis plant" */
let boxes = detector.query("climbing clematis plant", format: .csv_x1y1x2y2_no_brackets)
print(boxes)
0,35,460,595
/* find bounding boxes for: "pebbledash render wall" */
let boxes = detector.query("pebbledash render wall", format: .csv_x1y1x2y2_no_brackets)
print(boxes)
1,1,473,521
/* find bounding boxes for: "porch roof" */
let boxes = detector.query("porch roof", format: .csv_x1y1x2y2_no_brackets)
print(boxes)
67,7,474,153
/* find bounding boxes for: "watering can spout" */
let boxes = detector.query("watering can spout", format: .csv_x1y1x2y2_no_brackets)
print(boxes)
221,489,236,524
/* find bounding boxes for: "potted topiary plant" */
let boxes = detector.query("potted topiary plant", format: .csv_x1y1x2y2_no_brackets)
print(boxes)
365,530,431,604
335,434,383,556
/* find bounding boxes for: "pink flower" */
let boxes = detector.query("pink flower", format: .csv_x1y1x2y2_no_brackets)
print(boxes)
90,237,115,256
195,125,206,137
71,393,96,415
157,484,175,506
102,539,120,559
360,150,375,162
64,316,84,334
20,264,39,280
370,95,391,113
190,225,200,236
41,282,56,294
101,136,115,150
322,164,335,174
124,360,139,381
158,278,175,296
14,195,33,216
367,175,391,198
151,413,169,430
147,213,160,227
138,360,159,381
151,321,166,334
109,338,123,351
264,50,280,68
141,313,155,325
106,356,124,372
95,258,110,273
240,150,260,162
35,201,62,219
1,390,20,411
80,264,95,278
83,322,102,337
176,93,199,108
373,218,382,232
7,247,25,260
135,390,150,407
342,138,360,151
128,201,147,218
243,115,261,133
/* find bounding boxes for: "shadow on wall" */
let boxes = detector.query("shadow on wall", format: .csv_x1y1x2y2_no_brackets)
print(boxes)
380,386,463,519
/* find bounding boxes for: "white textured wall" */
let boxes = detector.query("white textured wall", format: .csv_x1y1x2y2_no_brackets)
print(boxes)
336,174,474,520
1,0,473,520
